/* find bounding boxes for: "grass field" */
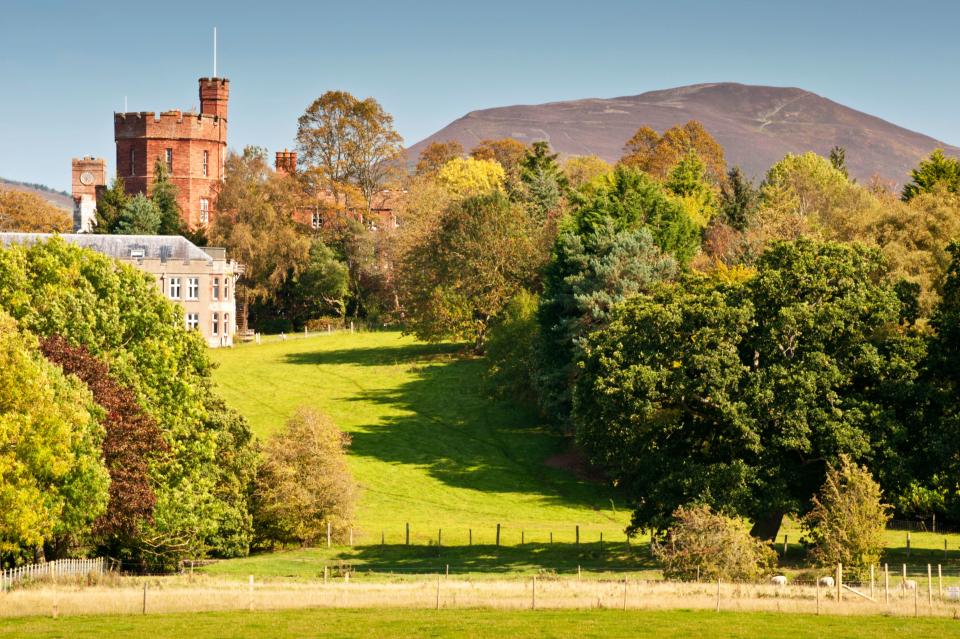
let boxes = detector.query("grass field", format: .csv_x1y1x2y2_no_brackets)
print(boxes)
3,608,958,638
209,331,633,569
207,331,960,580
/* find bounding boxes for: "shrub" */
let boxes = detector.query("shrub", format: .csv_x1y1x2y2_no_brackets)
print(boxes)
253,408,357,547
653,504,777,582
802,456,890,578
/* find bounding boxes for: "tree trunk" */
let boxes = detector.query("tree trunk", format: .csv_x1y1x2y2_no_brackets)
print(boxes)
750,511,784,541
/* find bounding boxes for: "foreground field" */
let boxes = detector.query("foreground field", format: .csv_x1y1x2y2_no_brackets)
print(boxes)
2,608,958,639
209,332,631,549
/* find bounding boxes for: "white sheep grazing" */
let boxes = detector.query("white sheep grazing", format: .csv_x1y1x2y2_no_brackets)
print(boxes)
771,575,787,586
818,576,835,587
903,579,918,590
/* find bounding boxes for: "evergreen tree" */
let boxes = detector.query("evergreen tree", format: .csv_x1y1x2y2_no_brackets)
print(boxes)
115,194,162,235
829,145,849,178
151,159,183,235
519,141,568,219
719,166,758,231
902,149,960,201
94,178,131,233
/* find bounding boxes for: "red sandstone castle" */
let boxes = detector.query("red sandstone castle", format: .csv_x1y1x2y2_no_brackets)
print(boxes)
72,77,229,231
114,77,229,227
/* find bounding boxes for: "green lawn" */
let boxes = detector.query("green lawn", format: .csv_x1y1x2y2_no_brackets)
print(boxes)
3,608,957,638
209,331,634,574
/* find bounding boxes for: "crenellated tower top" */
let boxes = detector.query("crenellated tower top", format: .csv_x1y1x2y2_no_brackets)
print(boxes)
199,77,229,120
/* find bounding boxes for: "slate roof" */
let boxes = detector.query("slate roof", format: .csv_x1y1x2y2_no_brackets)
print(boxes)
0,233,218,262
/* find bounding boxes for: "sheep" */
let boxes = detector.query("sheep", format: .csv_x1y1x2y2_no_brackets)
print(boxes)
903,579,917,590
818,576,835,587
771,575,787,586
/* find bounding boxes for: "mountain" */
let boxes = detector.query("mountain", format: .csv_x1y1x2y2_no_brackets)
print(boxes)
0,178,73,211
408,83,960,184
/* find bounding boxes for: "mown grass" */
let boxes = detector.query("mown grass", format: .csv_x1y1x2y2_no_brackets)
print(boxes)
3,608,958,638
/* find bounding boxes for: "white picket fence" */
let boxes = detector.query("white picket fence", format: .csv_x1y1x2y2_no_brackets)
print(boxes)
1,557,106,590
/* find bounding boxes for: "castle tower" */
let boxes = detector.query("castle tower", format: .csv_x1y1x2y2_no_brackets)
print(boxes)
275,149,297,176
114,77,229,228
71,156,106,232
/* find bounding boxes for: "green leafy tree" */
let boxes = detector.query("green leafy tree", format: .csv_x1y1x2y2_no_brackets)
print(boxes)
829,146,849,179
94,178,131,232
902,149,960,202
484,289,541,402
574,240,919,540
653,504,777,581
0,312,108,561
397,191,545,351
253,408,357,547
802,456,890,578
665,148,718,228
151,159,183,235
271,238,350,328
519,141,568,219
115,193,162,235
0,239,255,569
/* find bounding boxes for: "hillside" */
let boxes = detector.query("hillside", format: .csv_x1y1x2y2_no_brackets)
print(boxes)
408,82,960,183
0,177,72,210
209,332,630,552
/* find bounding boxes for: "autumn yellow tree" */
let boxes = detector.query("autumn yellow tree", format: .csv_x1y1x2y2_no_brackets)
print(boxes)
0,190,71,232
620,120,727,186
415,140,464,175
563,155,611,189
435,157,506,197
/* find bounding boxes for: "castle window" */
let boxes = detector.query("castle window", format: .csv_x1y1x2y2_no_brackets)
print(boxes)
130,149,136,176
212,277,220,300
199,198,210,225
186,313,199,330
203,151,209,177
311,211,322,230
211,312,219,336
165,148,173,172
187,277,199,300
168,277,181,299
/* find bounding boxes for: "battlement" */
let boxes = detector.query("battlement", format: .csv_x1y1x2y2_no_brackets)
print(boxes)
199,77,229,120
114,109,226,142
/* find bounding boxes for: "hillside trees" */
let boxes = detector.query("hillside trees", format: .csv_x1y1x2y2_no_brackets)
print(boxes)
0,312,108,561
573,240,919,539
902,149,960,201
415,141,464,175
253,408,357,547
620,120,727,186
0,190,71,232
397,191,546,350
0,238,256,568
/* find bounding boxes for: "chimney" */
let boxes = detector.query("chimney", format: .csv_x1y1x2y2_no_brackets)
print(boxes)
275,149,297,176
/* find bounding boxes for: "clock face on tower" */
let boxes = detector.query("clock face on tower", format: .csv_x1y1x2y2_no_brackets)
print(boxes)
80,171,95,186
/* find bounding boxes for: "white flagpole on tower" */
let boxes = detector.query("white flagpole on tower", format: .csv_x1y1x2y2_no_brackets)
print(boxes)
213,27,218,77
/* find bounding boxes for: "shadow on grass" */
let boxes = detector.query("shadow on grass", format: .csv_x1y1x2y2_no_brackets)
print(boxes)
283,340,624,513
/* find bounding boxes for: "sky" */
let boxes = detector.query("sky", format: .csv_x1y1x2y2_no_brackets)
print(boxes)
0,0,957,192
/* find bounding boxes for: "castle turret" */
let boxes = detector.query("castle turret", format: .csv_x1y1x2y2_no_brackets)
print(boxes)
199,77,229,120
71,156,106,232
275,150,297,176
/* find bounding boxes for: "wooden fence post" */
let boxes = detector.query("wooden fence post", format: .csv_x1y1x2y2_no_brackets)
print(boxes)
927,564,932,608
783,534,788,555
884,563,889,604
349,527,353,547
438,529,442,549
945,539,948,560
815,578,820,615
405,522,410,545
622,578,627,610
870,564,875,599
907,532,911,559
836,563,842,603
521,530,524,545
549,532,553,544
435,574,440,610
914,580,919,617
938,564,943,601
327,521,331,549
50,563,57,619
248,575,254,612
577,565,581,581
716,578,721,612
575,525,580,547
599,532,603,554
902,563,907,593
142,582,147,615
496,524,501,547
531,575,536,610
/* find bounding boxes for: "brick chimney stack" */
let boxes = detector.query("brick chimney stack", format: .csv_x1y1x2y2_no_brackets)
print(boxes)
275,149,297,175
199,77,229,120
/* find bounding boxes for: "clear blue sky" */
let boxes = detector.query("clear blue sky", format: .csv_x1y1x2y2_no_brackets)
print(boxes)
1,0,957,191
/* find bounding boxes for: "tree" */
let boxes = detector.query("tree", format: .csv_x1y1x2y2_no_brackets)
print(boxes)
665,148,718,228
415,141,463,175
211,147,311,331
0,238,255,568
470,138,528,175
719,167,758,231
902,149,960,202
563,155,611,190
484,289,540,402
0,190,71,232
653,505,777,582
253,408,356,547
435,157,506,196
621,120,727,186
93,178,131,232
829,146,849,179
397,191,545,350
38,336,168,554
272,238,350,328
114,193,162,235
296,91,404,210
519,141,568,220
0,312,108,561
803,456,890,578
574,240,918,540
151,159,183,234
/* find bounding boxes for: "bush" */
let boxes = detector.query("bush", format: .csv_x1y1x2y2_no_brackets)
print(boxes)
653,504,777,582
802,456,890,578
253,408,357,547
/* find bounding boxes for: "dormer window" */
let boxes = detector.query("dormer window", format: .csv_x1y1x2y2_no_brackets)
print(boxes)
129,248,145,259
